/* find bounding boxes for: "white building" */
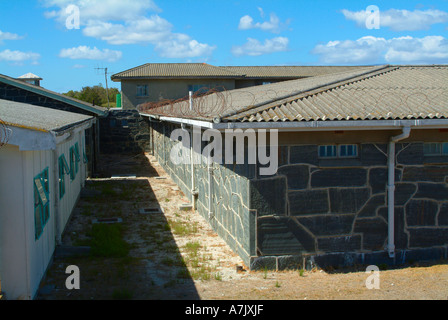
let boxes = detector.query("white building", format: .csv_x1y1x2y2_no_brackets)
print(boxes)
0,99,94,300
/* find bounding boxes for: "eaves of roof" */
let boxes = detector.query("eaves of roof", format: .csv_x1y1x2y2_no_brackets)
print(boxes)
0,74,108,117
111,63,246,81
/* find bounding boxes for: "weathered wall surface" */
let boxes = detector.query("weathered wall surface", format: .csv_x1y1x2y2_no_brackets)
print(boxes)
0,82,100,176
150,122,255,266
121,79,236,109
149,122,448,270
251,142,448,269
99,109,151,155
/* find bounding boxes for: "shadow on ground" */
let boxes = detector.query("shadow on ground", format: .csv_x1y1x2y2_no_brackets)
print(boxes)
37,153,200,300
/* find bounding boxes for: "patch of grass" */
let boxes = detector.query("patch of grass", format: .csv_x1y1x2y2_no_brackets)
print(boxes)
299,269,305,277
89,223,130,258
275,281,281,288
99,183,117,197
111,288,133,300
184,241,201,255
169,219,198,236
214,272,222,281
177,269,190,279
379,263,389,271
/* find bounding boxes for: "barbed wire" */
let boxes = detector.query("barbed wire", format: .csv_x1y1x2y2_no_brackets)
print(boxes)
0,118,12,148
137,83,448,122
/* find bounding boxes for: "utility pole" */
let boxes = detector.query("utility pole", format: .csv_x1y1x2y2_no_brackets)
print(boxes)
94,67,110,108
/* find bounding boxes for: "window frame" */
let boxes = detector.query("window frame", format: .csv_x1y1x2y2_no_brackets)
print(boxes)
318,144,359,159
34,167,50,240
136,84,148,97
423,142,448,156
58,154,70,199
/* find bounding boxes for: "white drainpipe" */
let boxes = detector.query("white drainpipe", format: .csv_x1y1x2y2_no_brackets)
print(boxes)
387,126,411,258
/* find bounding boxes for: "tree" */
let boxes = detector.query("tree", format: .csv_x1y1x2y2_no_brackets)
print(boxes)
63,84,120,108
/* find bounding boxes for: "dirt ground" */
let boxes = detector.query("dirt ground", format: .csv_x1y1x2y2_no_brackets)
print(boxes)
36,153,448,300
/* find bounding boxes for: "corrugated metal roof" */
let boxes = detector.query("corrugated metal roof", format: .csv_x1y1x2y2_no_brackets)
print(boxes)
140,65,385,120
0,99,93,132
221,66,365,78
112,63,367,80
231,66,448,122
141,65,448,124
112,63,246,80
0,73,108,116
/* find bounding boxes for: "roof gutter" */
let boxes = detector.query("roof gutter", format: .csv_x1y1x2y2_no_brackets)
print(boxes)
141,114,448,131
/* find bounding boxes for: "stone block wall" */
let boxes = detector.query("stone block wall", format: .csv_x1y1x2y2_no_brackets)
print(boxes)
251,142,448,269
99,109,151,154
151,122,255,266
149,121,448,270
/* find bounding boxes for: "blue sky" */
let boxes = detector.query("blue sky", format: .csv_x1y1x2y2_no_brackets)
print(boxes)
0,0,447,93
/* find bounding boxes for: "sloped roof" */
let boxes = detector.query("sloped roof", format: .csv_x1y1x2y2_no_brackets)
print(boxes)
0,73,107,116
112,63,246,80
112,63,366,81
0,99,93,132
141,65,448,124
221,66,365,79
232,65,448,122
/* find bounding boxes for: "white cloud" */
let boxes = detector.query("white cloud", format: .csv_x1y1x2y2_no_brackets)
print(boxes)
238,10,288,33
312,35,448,64
72,64,87,69
42,0,161,22
342,8,448,31
82,16,172,45
232,37,289,56
154,35,216,59
59,46,122,62
0,49,40,63
0,30,22,43
41,0,215,59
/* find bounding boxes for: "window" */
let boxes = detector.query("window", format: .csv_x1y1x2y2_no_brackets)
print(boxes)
136,85,148,97
34,168,50,240
58,154,70,199
319,145,337,158
424,142,448,156
70,143,81,181
74,143,80,175
188,84,209,94
339,144,358,158
319,144,358,158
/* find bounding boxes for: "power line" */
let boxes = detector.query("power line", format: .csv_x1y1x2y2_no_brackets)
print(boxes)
94,67,110,108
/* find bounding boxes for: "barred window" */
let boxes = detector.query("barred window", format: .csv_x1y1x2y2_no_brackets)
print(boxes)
319,144,358,158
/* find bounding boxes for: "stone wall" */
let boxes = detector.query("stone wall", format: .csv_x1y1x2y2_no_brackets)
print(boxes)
149,121,448,270
150,122,255,266
99,109,151,154
251,142,448,269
